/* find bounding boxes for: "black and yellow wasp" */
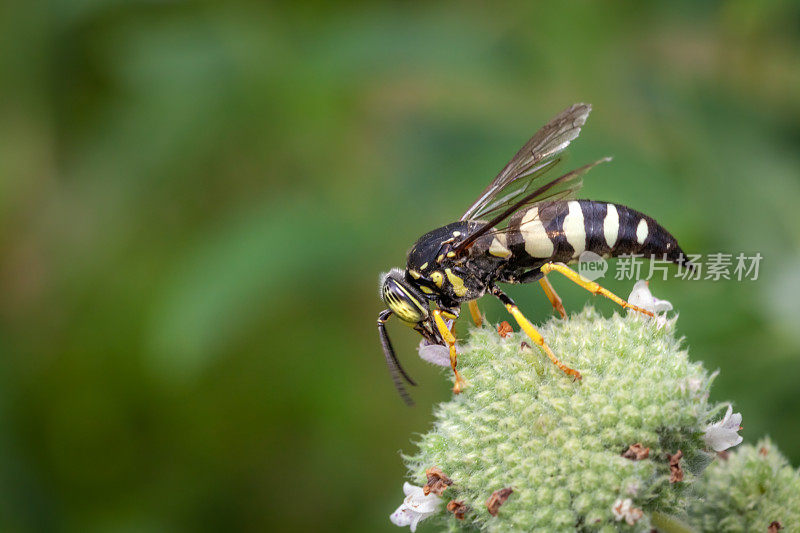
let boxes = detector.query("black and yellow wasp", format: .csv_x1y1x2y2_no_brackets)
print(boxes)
378,104,690,405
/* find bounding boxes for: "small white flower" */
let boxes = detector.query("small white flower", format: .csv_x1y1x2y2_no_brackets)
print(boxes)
627,280,673,327
417,319,461,367
703,404,743,452
417,343,450,367
611,498,643,526
611,498,630,521
390,482,442,532
628,280,673,313
417,341,459,367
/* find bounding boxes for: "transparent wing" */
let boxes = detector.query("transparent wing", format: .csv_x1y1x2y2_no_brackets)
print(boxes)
453,158,609,255
464,189,575,248
469,158,574,223
461,103,591,222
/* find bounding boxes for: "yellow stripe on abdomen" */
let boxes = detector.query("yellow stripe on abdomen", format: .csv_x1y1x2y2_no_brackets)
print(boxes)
562,201,586,258
603,204,619,248
520,206,554,258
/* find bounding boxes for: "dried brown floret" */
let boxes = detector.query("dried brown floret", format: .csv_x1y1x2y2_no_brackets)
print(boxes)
423,467,453,496
497,321,513,338
486,487,514,516
446,500,469,520
768,521,783,532
668,450,684,483
621,443,650,460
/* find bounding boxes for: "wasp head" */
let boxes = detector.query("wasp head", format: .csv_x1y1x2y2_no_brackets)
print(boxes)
380,268,430,324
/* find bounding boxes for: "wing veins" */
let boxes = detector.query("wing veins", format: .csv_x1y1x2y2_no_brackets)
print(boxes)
454,157,611,255
461,103,591,221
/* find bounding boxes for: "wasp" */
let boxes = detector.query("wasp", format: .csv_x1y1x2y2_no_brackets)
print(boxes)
378,104,691,405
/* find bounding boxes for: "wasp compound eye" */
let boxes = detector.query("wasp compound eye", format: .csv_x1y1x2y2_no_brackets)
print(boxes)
382,275,429,324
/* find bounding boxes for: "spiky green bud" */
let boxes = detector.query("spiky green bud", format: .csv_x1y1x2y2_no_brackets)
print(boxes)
403,307,720,532
688,438,800,532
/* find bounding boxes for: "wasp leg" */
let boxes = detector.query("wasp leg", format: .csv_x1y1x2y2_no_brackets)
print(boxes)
540,262,654,317
468,300,483,328
488,284,581,381
517,268,565,317
538,277,566,319
432,309,466,394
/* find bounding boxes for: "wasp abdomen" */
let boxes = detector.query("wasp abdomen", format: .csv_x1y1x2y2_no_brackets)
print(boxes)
499,200,688,268
600,202,685,262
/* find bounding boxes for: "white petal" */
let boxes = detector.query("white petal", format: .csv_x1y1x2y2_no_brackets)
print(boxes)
390,507,413,527
417,342,451,367
612,498,631,521
724,412,742,431
417,339,462,366
402,482,418,497
401,483,442,512
712,405,735,428
653,299,673,313
414,500,441,514
721,404,733,421
627,280,673,314
703,405,743,452
704,427,743,451
627,281,653,309
404,492,441,514
391,484,442,531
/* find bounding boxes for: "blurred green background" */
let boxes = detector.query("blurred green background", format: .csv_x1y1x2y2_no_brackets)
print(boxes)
1,1,799,531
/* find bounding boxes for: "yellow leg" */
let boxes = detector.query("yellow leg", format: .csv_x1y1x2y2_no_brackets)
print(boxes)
505,304,581,380
432,309,466,393
540,263,654,317
538,277,566,319
468,300,483,327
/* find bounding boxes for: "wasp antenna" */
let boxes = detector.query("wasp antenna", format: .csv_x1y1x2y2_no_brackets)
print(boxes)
378,310,416,406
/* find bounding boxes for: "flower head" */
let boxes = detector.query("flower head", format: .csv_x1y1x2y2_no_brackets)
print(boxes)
703,404,743,452
390,482,442,532
402,309,713,530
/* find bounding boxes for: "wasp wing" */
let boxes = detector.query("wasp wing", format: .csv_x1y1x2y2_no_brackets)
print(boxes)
453,158,610,255
467,156,565,220
460,103,591,222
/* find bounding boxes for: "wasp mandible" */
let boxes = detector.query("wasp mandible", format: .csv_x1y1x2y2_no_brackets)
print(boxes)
378,104,691,405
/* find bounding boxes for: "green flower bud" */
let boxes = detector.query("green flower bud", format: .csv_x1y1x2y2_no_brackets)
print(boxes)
689,438,800,532
402,307,719,531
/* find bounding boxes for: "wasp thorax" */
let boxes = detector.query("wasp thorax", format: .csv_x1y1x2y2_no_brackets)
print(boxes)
381,269,430,323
